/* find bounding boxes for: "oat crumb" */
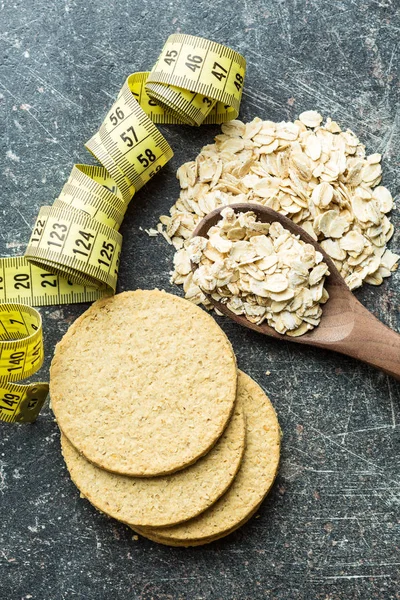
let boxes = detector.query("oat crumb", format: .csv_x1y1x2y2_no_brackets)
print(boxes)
145,228,159,237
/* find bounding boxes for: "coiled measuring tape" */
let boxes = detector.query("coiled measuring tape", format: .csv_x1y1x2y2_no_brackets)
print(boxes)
0,304,48,423
0,34,246,422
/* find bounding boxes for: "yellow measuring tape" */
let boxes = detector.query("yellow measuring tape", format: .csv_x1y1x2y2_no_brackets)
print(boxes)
0,304,48,423
0,34,246,422
145,33,246,125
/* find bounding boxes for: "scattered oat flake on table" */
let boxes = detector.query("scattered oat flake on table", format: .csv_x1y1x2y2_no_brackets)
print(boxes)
145,228,159,237
157,114,399,310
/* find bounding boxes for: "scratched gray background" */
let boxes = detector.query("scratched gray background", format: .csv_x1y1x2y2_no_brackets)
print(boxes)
0,0,399,599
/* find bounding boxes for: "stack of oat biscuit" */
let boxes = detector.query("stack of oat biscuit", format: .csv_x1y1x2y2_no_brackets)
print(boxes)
50,290,280,546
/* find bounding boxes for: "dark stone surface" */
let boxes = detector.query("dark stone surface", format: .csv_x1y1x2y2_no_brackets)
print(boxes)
1,1,399,598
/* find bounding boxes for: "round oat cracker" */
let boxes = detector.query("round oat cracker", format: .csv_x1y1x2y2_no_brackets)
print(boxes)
50,290,238,477
133,370,280,545
60,402,245,528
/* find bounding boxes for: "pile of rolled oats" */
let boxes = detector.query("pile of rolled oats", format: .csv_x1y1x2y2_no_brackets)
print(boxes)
157,111,399,309
188,208,329,336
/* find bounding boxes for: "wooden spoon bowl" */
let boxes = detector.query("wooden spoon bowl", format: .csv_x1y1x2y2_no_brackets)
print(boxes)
192,203,400,380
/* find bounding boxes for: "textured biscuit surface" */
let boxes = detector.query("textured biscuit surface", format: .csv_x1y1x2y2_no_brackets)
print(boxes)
50,290,238,476
134,370,280,545
60,403,246,528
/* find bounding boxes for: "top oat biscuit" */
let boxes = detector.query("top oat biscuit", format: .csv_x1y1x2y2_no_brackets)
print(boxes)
50,290,238,477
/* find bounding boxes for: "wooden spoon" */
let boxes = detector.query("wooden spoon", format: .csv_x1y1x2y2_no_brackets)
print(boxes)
192,203,400,380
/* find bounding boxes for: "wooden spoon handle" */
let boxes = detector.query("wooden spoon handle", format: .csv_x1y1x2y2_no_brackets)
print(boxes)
335,298,400,379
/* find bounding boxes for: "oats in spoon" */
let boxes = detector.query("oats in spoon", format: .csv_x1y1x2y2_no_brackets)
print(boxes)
188,208,330,337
